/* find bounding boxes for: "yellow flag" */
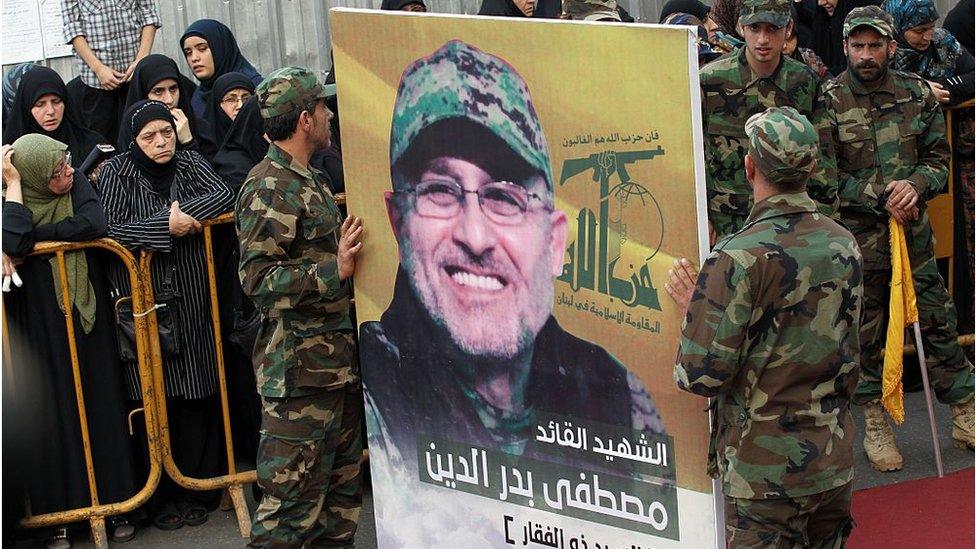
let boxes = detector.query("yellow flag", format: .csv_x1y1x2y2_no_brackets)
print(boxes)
882,218,919,424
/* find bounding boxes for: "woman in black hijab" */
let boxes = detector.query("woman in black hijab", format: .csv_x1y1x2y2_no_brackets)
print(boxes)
478,0,562,18
99,100,234,531
211,96,268,190
797,0,881,76
119,55,218,160
659,0,709,22
3,66,105,168
205,72,255,147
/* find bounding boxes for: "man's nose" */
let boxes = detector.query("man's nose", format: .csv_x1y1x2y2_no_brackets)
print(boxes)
452,193,497,257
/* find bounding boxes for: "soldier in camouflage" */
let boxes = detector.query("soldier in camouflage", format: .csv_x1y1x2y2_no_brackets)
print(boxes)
700,0,838,241
667,106,862,547
561,0,622,21
822,6,975,471
236,66,365,548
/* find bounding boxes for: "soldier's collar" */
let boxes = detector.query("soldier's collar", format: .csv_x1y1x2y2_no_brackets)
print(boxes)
737,47,788,89
846,68,896,96
743,191,819,226
267,143,314,179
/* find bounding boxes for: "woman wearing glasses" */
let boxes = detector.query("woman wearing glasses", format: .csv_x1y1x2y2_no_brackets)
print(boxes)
98,100,234,532
206,72,255,146
2,135,137,547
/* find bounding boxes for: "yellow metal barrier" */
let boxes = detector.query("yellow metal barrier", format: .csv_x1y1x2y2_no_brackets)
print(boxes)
8,239,164,549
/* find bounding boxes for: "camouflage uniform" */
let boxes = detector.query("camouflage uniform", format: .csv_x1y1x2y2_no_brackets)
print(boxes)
820,10,975,409
237,67,362,548
700,0,838,239
675,107,862,547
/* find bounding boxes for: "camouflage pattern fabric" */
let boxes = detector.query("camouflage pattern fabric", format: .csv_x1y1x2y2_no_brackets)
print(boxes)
700,49,838,238
843,5,895,40
675,191,863,499
237,143,357,398
257,66,329,118
738,0,791,27
823,68,975,405
389,40,553,189
237,142,362,546
725,482,854,548
563,0,621,20
249,384,364,548
744,106,819,185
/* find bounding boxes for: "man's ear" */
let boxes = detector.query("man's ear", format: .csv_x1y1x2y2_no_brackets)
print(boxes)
843,39,849,57
744,153,756,183
887,38,897,58
549,209,568,277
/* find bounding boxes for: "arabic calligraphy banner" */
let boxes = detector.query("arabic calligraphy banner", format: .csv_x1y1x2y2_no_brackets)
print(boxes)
332,9,716,548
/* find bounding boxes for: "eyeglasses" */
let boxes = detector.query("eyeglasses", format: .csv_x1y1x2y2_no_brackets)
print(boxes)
220,92,253,106
397,179,549,225
53,152,72,177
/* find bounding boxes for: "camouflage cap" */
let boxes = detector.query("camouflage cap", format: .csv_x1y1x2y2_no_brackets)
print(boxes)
256,66,328,119
390,40,552,190
563,0,622,21
738,0,791,27
744,106,819,185
843,6,894,39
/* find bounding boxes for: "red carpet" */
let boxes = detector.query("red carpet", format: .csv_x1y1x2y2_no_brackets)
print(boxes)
848,467,974,548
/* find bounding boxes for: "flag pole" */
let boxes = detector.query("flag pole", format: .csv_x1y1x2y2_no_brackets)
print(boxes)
911,322,944,478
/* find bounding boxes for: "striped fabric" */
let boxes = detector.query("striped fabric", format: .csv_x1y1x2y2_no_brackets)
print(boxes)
98,149,234,400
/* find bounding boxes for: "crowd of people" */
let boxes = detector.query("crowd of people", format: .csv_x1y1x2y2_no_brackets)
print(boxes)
0,0,973,547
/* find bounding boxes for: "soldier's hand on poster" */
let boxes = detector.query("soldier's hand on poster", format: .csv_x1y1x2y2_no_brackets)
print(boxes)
884,180,919,224
665,258,699,316
338,215,364,281
171,109,194,145
168,201,202,236
926,80,951,104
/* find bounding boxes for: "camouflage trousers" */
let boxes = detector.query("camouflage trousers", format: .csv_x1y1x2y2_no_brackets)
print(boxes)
852,217,975,406
248,383,364,548
724,483,854,549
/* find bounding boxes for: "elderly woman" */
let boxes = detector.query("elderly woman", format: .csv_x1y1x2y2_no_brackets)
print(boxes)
3,66,106,169
98,100,234,530
206,72,255,146
2,135,136,547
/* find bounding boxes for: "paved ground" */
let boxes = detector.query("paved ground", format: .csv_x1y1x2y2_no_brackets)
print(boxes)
44,390,976,547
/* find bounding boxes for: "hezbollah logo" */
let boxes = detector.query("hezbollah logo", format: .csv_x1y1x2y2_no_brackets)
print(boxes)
557,147,665,311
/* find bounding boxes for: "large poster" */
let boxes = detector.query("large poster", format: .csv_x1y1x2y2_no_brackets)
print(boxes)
333,9,716,548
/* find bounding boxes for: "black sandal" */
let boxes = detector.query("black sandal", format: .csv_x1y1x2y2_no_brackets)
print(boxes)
109,516,136,543
153,502,183,531
177,499,209,527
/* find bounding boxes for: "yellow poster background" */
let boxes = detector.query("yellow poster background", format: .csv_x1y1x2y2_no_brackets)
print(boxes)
332,9,712,494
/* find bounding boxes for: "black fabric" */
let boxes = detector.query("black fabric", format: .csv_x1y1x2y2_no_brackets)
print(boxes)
659,0,710,22
381,0,426,9
205,72,255,146
797,0,882,76
118,55,218,160
2,178,137,517
179,19,262,120
360,269,638,471
65,76,128,145
3,66,105,166
477,0,561,18
122,100,178,195
212,96,269,189
944,0,975,56
944,50,976,105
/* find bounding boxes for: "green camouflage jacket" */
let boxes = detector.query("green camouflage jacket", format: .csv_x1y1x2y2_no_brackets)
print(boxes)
700,49,838,226
822,69,949,269
236,143,357,398
675,191,863,499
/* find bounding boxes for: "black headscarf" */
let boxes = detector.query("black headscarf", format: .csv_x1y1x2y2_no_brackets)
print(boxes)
119,54,218,159
123,100,179,195
179,19,262,120
211,96,269,189
477,0,561,18
659,0,710,22
381,0,426,8
206,72,255,147
798,0,882,76
3,66,105,167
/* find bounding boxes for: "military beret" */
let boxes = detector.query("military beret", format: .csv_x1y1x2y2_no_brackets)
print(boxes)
256,66,328,119
744,106,819,185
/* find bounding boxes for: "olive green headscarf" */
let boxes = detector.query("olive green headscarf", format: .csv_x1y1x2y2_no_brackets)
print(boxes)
11,134,96,333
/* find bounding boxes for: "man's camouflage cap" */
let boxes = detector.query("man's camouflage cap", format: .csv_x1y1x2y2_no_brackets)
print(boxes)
744,106,819,185
390,40,553,190
256,66,328,119
843,6,894,39
739,0,791,27
563,0,622,21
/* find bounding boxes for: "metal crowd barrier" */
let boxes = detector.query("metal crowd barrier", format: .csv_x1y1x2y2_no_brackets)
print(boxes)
6,238,164,548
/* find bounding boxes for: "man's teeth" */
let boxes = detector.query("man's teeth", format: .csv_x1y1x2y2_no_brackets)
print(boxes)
452,271,503,290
